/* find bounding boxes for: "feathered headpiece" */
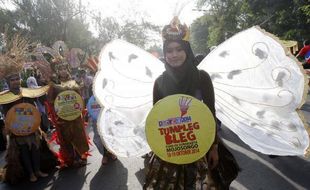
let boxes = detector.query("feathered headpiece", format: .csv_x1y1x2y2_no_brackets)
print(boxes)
31,42,71,81
0,34,28,80
162,16,190,42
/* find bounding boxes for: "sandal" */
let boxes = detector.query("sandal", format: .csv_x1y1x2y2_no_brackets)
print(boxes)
36,171,48,178
30,174,38,182
101,156,108,165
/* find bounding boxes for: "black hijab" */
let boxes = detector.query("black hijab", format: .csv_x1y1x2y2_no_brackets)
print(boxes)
159,40,200,97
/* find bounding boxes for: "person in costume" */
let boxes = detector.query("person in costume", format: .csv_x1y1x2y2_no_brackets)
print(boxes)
0,36,57,183
26,67,51,133
47,55,90,168
76,68,93,105
87,98,118,165
296,40,310,69
26,67,39,88
84,57,117,165
143,17,239,190
0,106,6,151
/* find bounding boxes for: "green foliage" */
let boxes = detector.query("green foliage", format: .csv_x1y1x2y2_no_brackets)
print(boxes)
190,16,209,54
192,0,310,53
300,4,310,17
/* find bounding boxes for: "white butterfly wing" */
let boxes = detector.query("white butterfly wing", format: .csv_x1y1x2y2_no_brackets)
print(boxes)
199,26,309,156
94,40,165,157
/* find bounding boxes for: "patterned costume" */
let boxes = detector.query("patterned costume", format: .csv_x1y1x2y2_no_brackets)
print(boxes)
33,43,90,167
0,35,57,184
48,80,89,166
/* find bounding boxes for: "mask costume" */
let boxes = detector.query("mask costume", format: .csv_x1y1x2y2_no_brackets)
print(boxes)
34,43,90,168
0,35,57,184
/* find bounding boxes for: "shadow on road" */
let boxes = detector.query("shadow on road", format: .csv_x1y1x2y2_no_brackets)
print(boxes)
90,159,128,190
0,168,58,190
51,166,88,189
219,126,310,190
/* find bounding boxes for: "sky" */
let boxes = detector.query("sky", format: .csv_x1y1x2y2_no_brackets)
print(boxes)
82,0,204,35
1,0,204,25
82,0,203,25
1,0,205,45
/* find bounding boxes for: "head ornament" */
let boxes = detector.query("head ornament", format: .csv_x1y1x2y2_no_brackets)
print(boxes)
162,16,190,42
0,34,28,80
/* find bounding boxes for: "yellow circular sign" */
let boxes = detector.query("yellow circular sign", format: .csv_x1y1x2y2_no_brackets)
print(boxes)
145,94,216,164
5,103,41,136
54,90,84,121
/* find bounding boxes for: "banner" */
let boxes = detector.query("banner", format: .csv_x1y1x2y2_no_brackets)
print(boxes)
54,90,84,121
5,103,41,136
145,94,216,164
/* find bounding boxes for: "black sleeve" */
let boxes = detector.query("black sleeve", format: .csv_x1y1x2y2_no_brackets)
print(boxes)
199,70,219,144
199,70,216,117
153,78,162,105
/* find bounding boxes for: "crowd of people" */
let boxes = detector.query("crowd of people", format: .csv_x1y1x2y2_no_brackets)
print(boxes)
0,16,308,190
0,34,121,184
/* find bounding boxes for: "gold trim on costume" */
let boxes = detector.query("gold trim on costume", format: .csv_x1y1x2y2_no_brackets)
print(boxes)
0,90,21,104
21,85,50,98
53,80,80,91
0,85,50,104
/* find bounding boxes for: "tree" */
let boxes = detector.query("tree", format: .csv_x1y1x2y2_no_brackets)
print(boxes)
191,0,244,53
93,14,160,50
1,0,93,49
241,0,309,42
192,0,310,53
190,15,210,54
0,0,161,55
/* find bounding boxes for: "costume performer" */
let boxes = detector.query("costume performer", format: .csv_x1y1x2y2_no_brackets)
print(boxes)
296,40,310,69
46,54,89,167
92,15,308,190
0,36,57,183
143,17,239,190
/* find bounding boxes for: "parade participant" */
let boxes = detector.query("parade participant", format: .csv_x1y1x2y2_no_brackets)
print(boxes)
296,40,310,69
143,17,239,190
76,68,93,105
46,55,89,168
86,95,117,165
92,20,308,190
26,67,51,133
0,107,6,151
26,67,39,88
84,57,117,165
0,36,56,183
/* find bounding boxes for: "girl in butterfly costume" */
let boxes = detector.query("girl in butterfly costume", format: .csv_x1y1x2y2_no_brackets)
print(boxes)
0,35,57,184
143,17,239,190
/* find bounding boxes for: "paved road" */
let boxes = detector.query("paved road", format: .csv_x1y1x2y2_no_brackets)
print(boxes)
0,94,310,190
